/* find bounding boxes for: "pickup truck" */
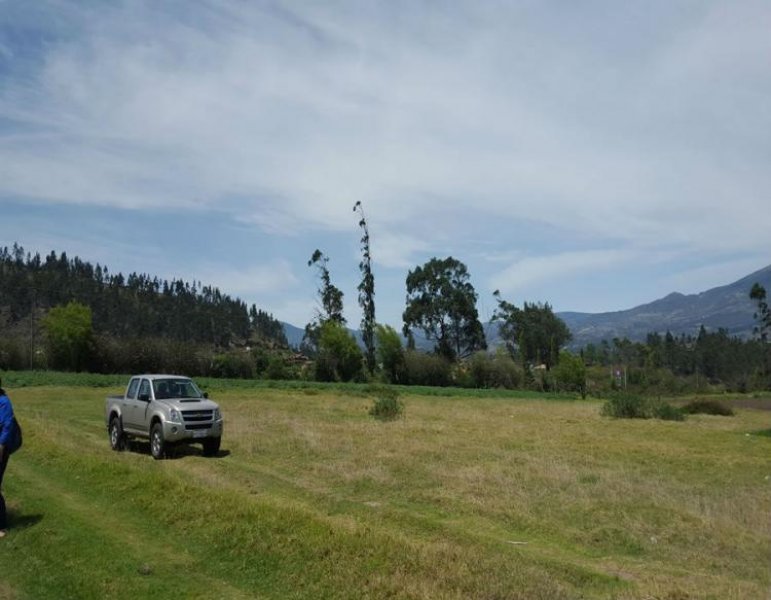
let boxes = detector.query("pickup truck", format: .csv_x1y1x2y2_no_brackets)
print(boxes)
105,374,223,459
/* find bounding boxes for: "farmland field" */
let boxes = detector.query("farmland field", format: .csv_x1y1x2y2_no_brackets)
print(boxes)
1,382,770,599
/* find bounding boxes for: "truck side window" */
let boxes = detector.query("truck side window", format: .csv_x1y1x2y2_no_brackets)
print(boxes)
127,378,140,399
138,379,151,399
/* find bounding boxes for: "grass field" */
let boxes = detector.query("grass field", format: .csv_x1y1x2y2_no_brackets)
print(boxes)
1,382,770,599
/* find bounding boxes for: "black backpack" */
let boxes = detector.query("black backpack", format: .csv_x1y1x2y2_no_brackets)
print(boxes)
7,417,22,455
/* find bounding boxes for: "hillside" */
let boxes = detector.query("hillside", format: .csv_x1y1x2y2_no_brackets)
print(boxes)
558,264,771,347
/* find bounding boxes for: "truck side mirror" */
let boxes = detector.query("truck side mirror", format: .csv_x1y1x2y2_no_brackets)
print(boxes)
139,393,150,402
203,392,209,399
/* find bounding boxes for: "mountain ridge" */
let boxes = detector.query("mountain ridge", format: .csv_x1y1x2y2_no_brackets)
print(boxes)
557,263,771,347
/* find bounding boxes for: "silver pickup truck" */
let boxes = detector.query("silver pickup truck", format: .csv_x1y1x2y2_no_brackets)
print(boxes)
105,374,223,459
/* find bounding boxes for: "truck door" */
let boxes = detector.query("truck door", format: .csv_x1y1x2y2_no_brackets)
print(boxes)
120,377,140,431
125,378,151,432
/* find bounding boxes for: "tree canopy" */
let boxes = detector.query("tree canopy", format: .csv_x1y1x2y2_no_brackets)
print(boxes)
492,292,571,369
303,249,346,355
307,249,345,326
402,257,486,360
750,283,769,342
354,201,376,373
750,282,770,378
42,301,94,371
376,324,405,384
314,320,363,382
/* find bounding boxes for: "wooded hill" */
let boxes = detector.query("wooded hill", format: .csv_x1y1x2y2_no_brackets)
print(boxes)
0,244,287,349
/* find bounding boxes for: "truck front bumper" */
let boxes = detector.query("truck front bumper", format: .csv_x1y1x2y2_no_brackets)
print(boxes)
163,420,223,443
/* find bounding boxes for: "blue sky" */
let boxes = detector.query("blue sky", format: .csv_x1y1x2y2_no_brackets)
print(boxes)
1,1,769,329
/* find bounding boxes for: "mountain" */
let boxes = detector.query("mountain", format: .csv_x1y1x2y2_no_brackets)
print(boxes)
282,321,306,349
281,321,368,350
556,264,771,347
283,264,771,351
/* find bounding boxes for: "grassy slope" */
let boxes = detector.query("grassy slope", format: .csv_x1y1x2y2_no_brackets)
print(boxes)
0,385,770,599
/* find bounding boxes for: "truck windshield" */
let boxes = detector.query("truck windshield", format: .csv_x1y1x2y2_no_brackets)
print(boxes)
153,378,203,400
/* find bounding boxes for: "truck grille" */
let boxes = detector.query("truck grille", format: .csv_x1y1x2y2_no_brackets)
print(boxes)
182,409,214,430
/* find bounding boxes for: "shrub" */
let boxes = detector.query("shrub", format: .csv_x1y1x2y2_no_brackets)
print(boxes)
652,402,685,421
163,340,210,375
375,325,406,384
368,386,404,421
643,368,686,396
211,351,255,379
0,337,27,371
403,350,452,387
251,348,271,375
42,302,94,371
601,394,685,421
467,350,522,389
681,399,734,416
551,351,587,397
315,321,363,382
264,355,290,380
601,394,652,419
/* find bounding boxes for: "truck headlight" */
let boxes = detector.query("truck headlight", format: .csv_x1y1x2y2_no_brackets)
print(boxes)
169,409,182,424
214,408,222,421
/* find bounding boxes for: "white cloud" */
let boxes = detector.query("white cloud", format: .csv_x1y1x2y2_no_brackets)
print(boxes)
194,261,299,297
373,232,431,269
1,0,769,320
658,257,769,295
491,250,639,297
255,298,317,329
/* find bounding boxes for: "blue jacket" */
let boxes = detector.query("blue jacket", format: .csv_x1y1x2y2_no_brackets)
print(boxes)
0,393,14,447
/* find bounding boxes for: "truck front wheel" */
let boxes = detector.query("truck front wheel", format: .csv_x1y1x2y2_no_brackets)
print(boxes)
109,416,126,451
202,437,221,457
150,423,166,460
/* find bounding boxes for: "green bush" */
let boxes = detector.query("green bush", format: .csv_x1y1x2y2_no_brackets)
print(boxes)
601,393,685,421
89,335,211,376
601,394,652,419
467,350,522,389
403,350,452,387
652,402,685,421
42,302,94,371
375,325,406,384
314,321,363,382
681,399,734,416
211,351,255,379
265,355,290,380
368,386,404,421
0,337,28,371
551,351,587,397
251,348,271,375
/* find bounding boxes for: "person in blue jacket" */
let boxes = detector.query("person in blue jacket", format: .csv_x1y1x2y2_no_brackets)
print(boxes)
0,378,15,538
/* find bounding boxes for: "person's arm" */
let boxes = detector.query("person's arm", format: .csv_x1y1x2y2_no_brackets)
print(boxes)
0,397,14,448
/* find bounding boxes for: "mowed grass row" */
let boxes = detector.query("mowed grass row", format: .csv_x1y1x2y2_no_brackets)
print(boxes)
1,386,770,599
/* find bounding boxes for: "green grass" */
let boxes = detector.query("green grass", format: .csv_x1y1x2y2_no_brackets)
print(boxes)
1,383,770,598
0,370,129,388
0,369,579,400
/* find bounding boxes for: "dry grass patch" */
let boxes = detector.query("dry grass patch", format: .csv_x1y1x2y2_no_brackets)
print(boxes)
3,385,771,599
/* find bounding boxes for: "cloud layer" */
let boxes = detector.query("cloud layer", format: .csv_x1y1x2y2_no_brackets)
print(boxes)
1,1,769,324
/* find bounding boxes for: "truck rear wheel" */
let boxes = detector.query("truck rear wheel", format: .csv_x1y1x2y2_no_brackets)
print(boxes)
109,416,126,451
150,422,166,460
202,436,221,457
